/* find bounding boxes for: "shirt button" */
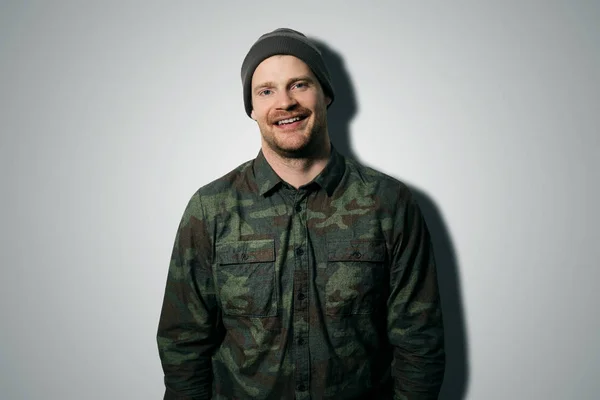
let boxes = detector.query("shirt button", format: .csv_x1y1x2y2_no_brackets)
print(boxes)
297,292,306,301
298,337,305,345
295,248,304,256
295,204,302,212
297,384,307,392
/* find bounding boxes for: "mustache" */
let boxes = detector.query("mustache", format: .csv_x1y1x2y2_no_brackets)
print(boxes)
268,107,312,124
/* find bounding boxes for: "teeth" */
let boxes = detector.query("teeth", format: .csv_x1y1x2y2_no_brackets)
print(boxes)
277,117,301,125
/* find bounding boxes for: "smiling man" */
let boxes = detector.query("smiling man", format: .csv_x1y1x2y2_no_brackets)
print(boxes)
157,28,445,400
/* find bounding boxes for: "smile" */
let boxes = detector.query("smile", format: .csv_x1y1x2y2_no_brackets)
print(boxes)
277,117,302,125
273,115,308,126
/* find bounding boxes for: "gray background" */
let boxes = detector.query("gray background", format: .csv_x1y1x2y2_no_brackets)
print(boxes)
1,1,599,399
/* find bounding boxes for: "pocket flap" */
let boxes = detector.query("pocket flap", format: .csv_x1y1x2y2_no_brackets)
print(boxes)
217,239,275,265
327,240,386,262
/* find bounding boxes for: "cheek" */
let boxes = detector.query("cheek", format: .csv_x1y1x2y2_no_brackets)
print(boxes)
252,104,270,123
302,94,322,111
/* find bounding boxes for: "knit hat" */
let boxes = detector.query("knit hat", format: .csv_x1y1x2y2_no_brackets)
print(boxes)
241,28,335,118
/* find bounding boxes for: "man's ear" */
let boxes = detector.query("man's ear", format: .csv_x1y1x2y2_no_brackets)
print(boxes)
250,109,257,120
325,96,332,106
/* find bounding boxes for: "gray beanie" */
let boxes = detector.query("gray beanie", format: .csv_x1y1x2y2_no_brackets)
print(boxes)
241,28,335,118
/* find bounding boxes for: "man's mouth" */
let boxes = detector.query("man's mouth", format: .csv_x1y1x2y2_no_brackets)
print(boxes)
273,115,308,127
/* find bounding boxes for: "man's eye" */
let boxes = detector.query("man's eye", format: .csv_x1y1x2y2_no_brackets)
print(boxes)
259,89,272,96
293,82,307,89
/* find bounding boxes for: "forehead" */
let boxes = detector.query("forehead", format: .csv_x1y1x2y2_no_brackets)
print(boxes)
251,55,315,87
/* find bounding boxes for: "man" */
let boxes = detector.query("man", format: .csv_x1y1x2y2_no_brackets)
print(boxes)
157,28,445,400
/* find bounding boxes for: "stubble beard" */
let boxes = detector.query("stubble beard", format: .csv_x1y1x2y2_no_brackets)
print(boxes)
260,109,328,160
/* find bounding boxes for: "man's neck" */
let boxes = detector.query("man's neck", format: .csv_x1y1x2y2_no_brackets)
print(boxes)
262,141,331,189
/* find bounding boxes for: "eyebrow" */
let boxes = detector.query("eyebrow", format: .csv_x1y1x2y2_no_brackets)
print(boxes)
253,75,316,94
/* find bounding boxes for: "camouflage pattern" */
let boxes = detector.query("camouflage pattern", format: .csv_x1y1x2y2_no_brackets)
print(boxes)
157,147,445,399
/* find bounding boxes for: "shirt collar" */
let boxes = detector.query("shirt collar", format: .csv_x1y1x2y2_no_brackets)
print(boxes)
253,150,283,196
312,145,345,196
252,144,346,197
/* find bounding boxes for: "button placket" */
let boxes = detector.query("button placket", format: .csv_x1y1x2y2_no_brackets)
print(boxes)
291,191,310,397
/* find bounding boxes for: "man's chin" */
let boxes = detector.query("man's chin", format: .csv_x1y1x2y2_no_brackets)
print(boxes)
260,124,324,158
269,132,311,154
272,143,311,158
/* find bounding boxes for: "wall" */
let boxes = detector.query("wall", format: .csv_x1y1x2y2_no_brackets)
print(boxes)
1,1,599,399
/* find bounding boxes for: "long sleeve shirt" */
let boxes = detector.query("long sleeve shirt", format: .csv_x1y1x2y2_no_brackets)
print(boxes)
157,146,445,399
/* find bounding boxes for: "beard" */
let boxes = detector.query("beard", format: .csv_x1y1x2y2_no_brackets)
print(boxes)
258,105,329,159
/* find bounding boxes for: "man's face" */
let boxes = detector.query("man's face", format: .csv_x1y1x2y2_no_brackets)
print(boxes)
250,55,331,158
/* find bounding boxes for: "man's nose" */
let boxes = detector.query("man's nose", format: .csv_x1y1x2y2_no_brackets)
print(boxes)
275,90,297,110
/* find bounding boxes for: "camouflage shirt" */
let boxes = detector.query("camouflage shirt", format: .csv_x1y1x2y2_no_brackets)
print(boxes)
157,147,445,400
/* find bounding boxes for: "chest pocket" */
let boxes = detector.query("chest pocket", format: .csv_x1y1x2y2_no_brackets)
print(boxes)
325,240,386,316
216,239,277,317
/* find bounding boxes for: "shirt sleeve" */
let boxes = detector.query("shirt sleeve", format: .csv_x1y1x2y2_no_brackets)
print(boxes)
157,192,222,399
387,190,445,399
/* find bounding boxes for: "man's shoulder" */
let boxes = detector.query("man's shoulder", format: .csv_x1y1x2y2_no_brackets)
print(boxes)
186,158,256,203
343,156,412,197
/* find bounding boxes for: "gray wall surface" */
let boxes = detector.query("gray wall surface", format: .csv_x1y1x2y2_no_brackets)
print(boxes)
1,1,599,399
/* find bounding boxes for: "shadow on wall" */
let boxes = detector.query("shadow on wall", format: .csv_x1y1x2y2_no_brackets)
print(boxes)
312,38,469,400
